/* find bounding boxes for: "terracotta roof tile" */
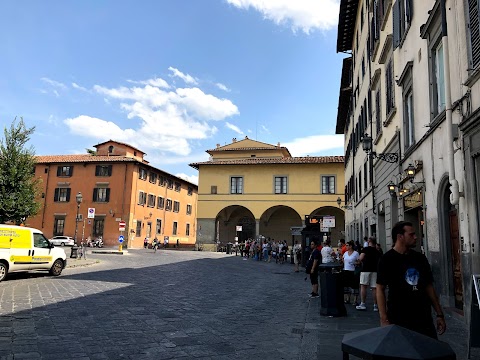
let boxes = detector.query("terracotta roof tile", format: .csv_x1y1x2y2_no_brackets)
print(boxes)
190,156,345,169
207,146,289,152
35,155,137,163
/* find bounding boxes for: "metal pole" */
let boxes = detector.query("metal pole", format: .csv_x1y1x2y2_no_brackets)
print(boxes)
74,204,80,245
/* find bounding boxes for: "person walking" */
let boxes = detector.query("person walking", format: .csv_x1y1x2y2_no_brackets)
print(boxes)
293,240,302,272
376,221,446,339
321,239,335,263
342,240,359,304
306,240,321,298
356,237,381,311
143,237,148,249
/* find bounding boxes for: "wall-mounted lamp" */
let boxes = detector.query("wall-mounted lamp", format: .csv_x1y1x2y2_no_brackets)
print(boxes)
387,181,397,197
109,209,115,217
336,197,353,210
362,133,399,163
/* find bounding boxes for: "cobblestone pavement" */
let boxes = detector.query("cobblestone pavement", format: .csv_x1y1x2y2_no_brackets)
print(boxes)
0,249,476,359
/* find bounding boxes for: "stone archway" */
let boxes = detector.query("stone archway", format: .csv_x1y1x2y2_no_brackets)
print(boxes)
215,205,255,244
310,206,345,245
259,205,302,242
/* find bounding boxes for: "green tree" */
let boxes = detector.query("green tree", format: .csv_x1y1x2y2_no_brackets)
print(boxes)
0,118,41,224
86,148,97,155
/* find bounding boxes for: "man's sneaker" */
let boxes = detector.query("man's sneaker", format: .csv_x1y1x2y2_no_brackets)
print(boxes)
309,293,319,298
373,304,379,312
356,303,367,310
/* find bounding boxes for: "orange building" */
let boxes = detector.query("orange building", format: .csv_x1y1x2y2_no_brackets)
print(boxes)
28,140,197,248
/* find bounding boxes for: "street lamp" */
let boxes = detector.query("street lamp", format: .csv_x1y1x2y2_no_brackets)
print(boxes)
361,133,399,163
336,196,353,210
74,192,83,245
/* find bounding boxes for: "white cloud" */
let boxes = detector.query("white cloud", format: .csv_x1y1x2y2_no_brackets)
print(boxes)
226,0,340,33
41,77,67,90
261,125,270,134
225,122,243,135
175,173,198,185
216,82,231,92
283,135,344,156
64,74,239,157
72,82,89,92
168,67,198,85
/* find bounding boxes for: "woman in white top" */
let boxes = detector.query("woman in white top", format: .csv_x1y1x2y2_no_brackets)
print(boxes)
293,240,302,272
342,240,360,304
321,239,335,263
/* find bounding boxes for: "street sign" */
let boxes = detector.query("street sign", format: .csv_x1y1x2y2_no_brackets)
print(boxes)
323,216,336,228
118,235,124,243
87,208,95,219
119,220,126,232
236,226,242,232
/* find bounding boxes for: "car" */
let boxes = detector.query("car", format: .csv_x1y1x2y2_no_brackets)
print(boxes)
49,236,75,246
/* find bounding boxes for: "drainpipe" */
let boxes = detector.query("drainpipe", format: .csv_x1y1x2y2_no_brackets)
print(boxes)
441,0,460,205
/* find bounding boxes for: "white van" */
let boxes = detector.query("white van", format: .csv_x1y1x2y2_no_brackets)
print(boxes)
0,225,67,282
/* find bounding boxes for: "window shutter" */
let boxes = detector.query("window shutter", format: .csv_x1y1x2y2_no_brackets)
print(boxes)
108,165,112,176
54,188,59,201
393,0,401,49
93,188,98,201
468,0,480,68
105,188,110,202
56,167,61,176
95,166,100,176
69,167,73,176
66,188,71,202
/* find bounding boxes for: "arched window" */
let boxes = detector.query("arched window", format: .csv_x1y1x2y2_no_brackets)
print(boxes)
108,145,114,153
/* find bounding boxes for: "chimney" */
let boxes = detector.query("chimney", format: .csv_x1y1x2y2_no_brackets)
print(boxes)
216,143,220,148
277,142,281,147
232,138,237,143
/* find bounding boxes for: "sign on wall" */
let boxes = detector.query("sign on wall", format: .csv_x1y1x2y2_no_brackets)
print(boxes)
322,216,335,228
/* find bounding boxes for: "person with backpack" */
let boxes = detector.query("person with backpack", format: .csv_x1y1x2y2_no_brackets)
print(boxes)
306,240,321,298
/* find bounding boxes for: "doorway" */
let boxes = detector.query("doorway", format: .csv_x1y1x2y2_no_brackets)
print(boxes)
448,209,463,310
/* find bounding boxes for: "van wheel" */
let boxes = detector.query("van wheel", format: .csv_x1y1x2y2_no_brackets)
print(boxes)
0,263,7,282
49,259,64,276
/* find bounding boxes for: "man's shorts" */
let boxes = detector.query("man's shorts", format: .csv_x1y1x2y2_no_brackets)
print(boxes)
310,272,319,285
359,272,377,287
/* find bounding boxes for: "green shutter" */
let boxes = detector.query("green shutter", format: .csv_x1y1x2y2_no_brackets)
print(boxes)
66,188,71,202
54,188,59,201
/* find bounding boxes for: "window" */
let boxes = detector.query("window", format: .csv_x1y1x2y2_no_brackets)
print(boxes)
393,0,413,48
274,176,287,194
157,196,164,209
186,204,192,215
34,233,50,248
467,0,480,69
187,186,193,196
147,194,156,207
53,218,65,236
138,191,146,205
404,89,415,148
432,39,445,116
359,170,362,197
93,188,110,202
166,199,172,211
93,218,104,237
108,145,114,153
174,182,181,192
136,221,142,237
173,201,180,213
375,87,382,134
385,59,395,116
321,176,335,194
230,177,243,194
159,176,166,186
139,168,147,180
211,186,217,194
186,223,190,236
149,172,157,184
156,219,162,234
173,221,178,235
57,166,73,177
54,188,71,202
364,162,368,191
167,179,173,189
95,165,112,176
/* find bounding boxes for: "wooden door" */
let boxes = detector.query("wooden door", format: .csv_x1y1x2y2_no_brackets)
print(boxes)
449,210,463,310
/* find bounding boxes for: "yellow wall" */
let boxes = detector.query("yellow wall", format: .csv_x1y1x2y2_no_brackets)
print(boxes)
197,162,344,219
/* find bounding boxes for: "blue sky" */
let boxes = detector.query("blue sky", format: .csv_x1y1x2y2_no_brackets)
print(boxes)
0,0,345,184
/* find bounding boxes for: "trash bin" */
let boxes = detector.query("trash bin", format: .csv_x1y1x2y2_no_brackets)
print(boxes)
70,245,79,259
318,263,346,317
226,243,232,254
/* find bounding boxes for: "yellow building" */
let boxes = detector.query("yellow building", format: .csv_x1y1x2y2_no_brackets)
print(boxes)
190,137,345,250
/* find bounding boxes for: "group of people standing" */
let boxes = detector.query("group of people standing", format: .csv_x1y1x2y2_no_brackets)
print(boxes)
305,221,446,340
241,238,292,264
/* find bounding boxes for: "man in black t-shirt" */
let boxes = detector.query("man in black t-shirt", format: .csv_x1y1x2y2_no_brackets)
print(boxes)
376,221,446,339
356,237,381,311
306,240,321,298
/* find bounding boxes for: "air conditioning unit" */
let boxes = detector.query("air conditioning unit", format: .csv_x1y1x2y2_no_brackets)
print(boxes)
77,214,83,222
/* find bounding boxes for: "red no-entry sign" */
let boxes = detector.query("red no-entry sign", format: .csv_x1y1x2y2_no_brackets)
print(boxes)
119,221,126,231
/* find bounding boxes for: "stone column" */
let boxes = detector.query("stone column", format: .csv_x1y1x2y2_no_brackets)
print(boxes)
255,219,260,238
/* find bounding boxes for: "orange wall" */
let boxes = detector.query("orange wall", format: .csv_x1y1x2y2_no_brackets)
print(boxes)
29,161,197,248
